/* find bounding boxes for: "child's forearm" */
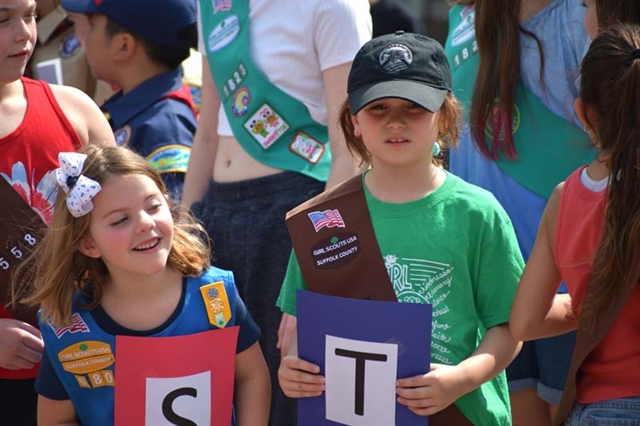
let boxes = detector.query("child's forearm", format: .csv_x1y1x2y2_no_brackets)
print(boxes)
453,324,521,396
512,293,577,341
234,373,271,426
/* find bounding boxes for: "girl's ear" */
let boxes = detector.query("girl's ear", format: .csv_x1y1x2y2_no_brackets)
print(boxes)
78,237,101,259
574,98,600,146
574,98,596,131
351,114,361,137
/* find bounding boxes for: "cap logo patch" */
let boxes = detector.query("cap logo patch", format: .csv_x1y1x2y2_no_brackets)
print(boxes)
379,44,413,74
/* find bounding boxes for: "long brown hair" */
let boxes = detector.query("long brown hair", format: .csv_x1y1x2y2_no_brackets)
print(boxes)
596,0,640,32
338,94,462,167
470,0,545,160
14,146,211,327
578,25,640,330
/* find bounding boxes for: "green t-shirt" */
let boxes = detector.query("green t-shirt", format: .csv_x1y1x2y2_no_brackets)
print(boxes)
277,172,524,425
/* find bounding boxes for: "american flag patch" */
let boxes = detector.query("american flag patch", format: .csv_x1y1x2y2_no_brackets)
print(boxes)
50,313,90,338
213,0,232,13
307,209,345,232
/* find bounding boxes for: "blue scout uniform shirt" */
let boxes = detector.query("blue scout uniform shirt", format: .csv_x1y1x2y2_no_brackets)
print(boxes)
102,68,196,201
35,268,260,425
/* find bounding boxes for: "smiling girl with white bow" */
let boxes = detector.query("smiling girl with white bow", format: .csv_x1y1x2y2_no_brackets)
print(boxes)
16,145,270,425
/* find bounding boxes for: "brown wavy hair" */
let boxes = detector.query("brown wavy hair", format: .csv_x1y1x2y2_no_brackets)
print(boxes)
13,146,211,327
470,0,545,160
338,94,462,168
578,25,640,331
596,0,640,32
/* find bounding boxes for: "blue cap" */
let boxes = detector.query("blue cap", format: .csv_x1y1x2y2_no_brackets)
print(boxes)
61,0,197,50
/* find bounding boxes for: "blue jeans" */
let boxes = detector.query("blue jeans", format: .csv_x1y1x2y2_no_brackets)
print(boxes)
565,396,640,426
507,331,576,404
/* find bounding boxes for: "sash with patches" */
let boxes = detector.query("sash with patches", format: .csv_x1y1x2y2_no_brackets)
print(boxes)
445,5,594,199
0,177,44,327
286,175,473,425
286,175,395,301
200,0,331,182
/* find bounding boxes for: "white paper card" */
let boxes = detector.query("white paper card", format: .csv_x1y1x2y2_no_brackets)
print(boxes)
145,371,211,425
325,335,398,425
35,58,63,85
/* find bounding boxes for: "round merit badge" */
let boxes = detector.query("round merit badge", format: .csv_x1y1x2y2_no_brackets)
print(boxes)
113,125,132,147
59,33,82,59
231,87,250,117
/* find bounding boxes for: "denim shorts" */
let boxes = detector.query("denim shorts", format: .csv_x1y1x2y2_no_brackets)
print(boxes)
565,396,640,426
507,331,577,404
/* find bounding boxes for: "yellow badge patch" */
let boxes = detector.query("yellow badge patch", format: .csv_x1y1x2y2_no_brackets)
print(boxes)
58,341,115,375
200,281,231,328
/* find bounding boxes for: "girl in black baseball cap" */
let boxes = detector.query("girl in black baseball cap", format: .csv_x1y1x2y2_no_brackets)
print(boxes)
277,32,524,425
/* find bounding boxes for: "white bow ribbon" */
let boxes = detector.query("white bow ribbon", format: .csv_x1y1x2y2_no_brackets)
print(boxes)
55,152,101,218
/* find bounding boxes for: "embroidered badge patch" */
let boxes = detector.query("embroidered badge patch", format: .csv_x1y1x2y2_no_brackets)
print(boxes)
450,7,475,47
289,131,325,164
189,85,202,112
212,0,232,13
379,43,413,73
50,313,90,338
307,209,346,233
231,86,251,117
208,15,240,52
243,104,289,149
59,33,81,59
200,282,232,328
58,341,115,389
146,145,191,174
221,63,247,100
113,125,132,147
311,232,360,269
484,100,521,140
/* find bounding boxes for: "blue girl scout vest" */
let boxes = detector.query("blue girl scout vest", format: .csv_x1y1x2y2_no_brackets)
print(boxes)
445,5,593,199
38,268,238,425
199,0,331,182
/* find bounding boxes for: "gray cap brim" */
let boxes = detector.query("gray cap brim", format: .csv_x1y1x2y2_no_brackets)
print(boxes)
348,80,448,115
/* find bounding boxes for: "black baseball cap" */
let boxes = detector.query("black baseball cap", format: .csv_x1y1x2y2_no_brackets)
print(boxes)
60,0,197,50
348,31,453,114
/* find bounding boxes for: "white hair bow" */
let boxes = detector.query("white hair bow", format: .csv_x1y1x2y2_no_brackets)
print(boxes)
55,152,101,218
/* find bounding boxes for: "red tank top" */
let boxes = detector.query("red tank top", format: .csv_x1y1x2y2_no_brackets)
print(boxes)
0,78,82,379
554,167,640,403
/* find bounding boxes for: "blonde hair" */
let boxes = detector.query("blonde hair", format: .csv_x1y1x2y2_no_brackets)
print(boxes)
14,145,210,327
338,94,462,168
